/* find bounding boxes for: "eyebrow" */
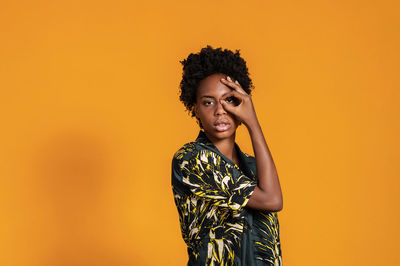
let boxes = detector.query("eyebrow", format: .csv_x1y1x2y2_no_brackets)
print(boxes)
200,92,231,99
200,96,215,99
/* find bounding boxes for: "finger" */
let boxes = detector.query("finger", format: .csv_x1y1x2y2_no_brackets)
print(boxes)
219,98,235,113
221,90,244,105
221,78,247,95
233,80,249,95
220,77,248,95
226,76,248,95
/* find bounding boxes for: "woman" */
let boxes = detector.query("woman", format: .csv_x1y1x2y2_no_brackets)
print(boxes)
171,46,283,265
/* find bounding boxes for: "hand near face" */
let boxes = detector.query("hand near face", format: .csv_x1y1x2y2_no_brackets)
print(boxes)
220,76,258,128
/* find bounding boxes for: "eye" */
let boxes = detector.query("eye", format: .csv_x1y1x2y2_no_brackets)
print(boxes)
225,97,235,103
203,100,214,106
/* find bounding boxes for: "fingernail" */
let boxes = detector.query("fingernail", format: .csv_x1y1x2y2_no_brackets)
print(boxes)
227,76,232,81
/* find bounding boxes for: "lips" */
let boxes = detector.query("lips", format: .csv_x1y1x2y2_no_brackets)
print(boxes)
214,119,231,132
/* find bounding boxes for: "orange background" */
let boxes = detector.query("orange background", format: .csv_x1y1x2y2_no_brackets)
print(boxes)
1,0,399,265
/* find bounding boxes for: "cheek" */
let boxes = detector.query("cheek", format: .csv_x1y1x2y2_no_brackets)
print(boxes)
198,107,213,117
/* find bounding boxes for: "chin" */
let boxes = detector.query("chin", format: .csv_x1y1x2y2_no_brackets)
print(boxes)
205,128,237,139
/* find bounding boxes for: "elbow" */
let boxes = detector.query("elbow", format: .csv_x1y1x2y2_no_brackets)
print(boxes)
274,200,283,212
263,198,283,212
248,187,283,212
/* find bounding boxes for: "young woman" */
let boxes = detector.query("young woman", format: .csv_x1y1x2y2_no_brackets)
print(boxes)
171,46,283,265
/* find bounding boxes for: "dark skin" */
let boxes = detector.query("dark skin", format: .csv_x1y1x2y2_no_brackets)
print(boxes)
194,73,283,212
194,73,242,165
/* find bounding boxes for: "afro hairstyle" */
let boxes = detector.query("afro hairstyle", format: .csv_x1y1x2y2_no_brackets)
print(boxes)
179,45,254,121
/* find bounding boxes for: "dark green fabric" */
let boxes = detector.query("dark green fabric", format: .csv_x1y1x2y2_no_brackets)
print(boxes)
171,130,282,265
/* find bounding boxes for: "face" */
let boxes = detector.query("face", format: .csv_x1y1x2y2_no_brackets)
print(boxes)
194,73,241,142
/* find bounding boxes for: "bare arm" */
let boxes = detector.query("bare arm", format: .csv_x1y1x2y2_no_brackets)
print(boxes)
245,118,283,211
220,76,283,212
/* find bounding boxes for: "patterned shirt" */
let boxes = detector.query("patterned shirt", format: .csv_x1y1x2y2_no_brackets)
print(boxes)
171,130,282,265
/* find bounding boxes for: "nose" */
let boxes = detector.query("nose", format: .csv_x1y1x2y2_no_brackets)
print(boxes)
215,100,227,116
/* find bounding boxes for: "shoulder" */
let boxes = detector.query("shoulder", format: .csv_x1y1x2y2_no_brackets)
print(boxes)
244,152,255,161
241,150,256,166
172,141,200,163
242,151,254,159
172,141,220,169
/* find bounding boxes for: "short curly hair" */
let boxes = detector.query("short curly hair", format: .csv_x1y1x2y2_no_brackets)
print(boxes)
179,45,254,119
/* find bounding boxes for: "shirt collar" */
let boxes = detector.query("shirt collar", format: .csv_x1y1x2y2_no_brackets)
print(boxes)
195,129,215,147
195,130,254,172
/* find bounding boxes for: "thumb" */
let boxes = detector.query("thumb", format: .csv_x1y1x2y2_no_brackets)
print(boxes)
220,99,233,111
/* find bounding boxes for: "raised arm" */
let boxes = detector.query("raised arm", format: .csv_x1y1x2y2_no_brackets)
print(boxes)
244,118,283,211
220,76,283,212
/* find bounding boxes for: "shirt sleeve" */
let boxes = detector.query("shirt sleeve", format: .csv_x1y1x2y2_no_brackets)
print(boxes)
172,148,257,212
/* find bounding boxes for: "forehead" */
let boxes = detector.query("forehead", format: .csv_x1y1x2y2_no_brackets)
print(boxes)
197,73,231,98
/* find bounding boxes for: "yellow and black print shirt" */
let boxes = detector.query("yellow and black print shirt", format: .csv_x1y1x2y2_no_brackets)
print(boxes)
171,130,282,265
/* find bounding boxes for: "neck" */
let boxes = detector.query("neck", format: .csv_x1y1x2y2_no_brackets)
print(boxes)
204,131,239,165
